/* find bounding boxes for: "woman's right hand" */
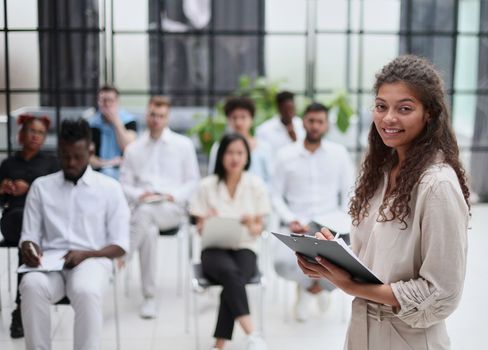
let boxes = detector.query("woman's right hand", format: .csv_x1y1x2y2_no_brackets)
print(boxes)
315,227,335,240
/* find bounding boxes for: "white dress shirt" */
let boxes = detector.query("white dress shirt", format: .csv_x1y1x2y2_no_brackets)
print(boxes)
20,166,130,253
120,128,201,205
255,116,305,154
271,140,355,224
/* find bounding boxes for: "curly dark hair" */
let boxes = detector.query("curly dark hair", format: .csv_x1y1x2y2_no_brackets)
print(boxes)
349,55,470,228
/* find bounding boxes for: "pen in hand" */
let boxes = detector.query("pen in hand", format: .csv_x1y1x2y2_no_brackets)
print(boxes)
29,242,43,268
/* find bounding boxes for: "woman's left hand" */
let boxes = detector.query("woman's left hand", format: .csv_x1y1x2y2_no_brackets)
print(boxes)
296,253,355,293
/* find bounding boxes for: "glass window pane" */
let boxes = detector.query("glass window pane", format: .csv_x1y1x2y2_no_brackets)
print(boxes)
9,33,40,89
455,36,479,91
316,34,347,90
361,35,399,90
7,0,37,28
453,94,477,146
154,34,210,104
265,35,306,92
266,0,306,32
317,0,348,31
10,93,40,112
363,0,401,32
57,33,100,90
0,0,4,29
113,34,149,90
458,0,480,33
0,34,4,89
214,0,259,31
410,0,457,33
114,0,147,31
213,35,260,92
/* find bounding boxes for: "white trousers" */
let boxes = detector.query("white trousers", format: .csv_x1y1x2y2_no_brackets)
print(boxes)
20,257,111,350
130,201,183,298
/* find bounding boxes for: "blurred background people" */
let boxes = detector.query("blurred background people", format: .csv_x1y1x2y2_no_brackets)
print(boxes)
120,96,200,319
256,91,305,156
0,114,59,338
271,102,354,322
89,85,137,179
208,96,271,185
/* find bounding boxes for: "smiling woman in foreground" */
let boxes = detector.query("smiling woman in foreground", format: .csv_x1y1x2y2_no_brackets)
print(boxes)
297,55,470,350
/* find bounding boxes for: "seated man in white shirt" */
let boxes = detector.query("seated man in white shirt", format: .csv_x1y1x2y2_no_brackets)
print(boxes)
19,118,130,350
271,102,355,322
255,90,305,156
120,96,200,318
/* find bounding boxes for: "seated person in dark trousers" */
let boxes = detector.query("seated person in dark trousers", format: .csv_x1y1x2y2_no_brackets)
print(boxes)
0,114,59,338
19,119,130,350
89,84,137,179
190,133,270,350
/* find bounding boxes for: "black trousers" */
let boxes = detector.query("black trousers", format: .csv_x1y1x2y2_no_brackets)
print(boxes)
201,248,257,340
0,207,24,305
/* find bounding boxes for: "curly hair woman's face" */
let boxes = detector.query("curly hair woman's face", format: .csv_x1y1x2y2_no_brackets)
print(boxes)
373,82,428,155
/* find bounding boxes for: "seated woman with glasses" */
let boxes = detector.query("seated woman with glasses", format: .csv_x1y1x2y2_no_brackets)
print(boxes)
190,133,270,350
0,114,59,339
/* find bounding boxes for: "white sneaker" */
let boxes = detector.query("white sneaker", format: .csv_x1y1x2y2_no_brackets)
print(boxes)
294,286,313,322
317,290,331,313
139,297,157,319
246,333,268,350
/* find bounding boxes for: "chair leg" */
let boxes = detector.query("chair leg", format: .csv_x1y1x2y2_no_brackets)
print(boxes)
113,265,121,350
259,282,265,336
192,287,200,350
0,271,3,311
7,247,12,295
177,233,182,297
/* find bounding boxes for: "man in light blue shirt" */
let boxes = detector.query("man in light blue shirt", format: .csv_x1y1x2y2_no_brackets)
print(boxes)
89,85,137,179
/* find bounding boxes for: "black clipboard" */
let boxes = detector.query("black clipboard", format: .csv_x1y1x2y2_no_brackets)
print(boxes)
272,231,383,284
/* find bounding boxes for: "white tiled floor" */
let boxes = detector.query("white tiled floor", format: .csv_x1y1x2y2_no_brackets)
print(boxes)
1,204,487,350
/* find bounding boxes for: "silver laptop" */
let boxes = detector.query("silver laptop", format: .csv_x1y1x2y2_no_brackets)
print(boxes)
201,217,246,250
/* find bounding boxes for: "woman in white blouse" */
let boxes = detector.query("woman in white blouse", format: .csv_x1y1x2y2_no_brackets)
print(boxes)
190,133,270,350
297,55,470,349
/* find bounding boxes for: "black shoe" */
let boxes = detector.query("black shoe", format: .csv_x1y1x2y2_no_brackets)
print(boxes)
10,306,24,338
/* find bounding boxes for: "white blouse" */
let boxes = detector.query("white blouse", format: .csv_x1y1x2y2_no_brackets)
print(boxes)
190,173,271,252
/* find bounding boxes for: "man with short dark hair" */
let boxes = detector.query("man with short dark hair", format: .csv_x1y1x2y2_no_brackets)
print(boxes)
120,96,200,318
255,91,305,154
89,84,137,179
271,102,355,322
19,118,130,350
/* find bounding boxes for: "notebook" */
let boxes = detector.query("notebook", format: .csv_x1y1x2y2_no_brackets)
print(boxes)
201,217,247,250
140,193,167,204
272,232,382,284
18,249,67,273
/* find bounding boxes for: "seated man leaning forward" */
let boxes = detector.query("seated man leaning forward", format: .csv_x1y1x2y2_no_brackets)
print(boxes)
120,96,200,319
19,118,130,350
